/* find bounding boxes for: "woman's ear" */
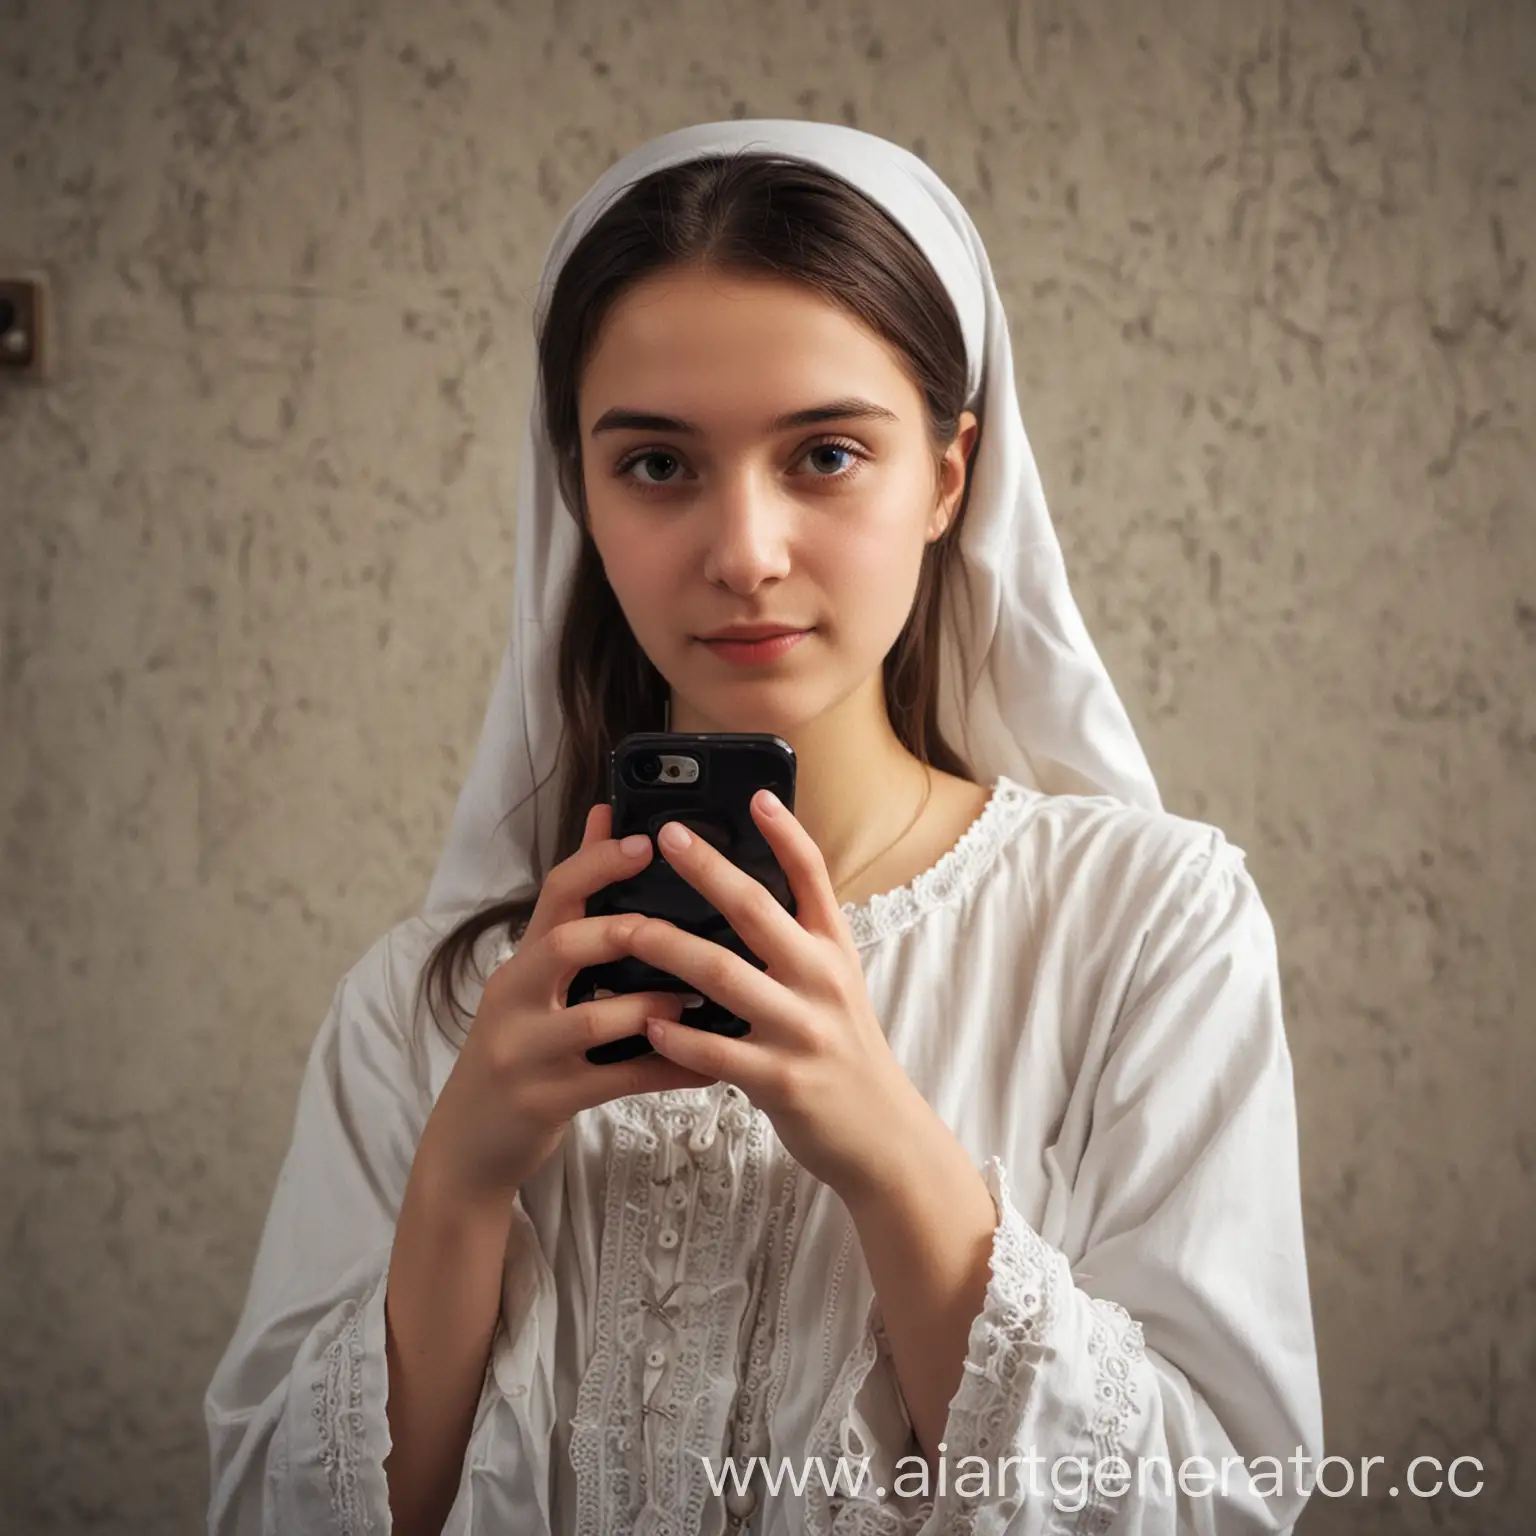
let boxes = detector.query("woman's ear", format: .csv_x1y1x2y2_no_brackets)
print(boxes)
929,411,979,541
950,410,980,481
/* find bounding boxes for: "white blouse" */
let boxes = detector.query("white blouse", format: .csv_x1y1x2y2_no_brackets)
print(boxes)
205,775,1324,1535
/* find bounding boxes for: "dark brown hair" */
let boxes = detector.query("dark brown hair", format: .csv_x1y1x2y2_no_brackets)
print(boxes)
415,149,984,1045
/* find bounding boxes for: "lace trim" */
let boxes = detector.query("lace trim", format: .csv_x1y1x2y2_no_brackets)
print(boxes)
567,1088,768,1534
726,1156,803,1464
310,1294,377,1536
839,777,1032,948
1083,1295,1147,1529
932,1155,1063,1528
698,1145,1143,1536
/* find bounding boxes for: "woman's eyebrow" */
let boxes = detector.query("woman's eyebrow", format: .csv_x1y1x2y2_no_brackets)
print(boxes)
590,397,900,436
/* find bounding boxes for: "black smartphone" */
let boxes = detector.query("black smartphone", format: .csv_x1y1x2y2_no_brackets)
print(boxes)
567,731,797,1065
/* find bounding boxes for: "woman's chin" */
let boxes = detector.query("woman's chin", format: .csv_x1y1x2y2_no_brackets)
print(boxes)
673,685,826,737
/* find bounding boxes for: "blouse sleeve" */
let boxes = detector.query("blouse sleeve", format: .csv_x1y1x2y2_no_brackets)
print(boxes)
203,932,557,1536
814,829,1325,1535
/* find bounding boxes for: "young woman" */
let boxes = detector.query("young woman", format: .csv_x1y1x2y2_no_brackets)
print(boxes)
206,120,1323,1536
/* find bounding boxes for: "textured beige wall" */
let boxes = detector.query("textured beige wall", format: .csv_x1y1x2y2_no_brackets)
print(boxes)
1,0,1531,1530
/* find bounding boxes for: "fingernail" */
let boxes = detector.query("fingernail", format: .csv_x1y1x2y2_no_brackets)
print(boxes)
757,790,781,815
659,821,691,850
620,834,651,857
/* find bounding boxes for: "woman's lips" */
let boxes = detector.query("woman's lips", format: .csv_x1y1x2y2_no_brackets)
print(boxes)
698,629,810,665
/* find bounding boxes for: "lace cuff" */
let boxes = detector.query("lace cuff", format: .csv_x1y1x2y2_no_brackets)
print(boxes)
926,1156,1068,1527
808,1154,1138,1536
282,1225,556,1536
939,1158,1149,1534
280,1251,395,1536
802,1157,1056,1535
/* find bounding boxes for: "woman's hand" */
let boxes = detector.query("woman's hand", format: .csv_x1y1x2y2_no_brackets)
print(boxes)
627,789,930,1203
417,803,719,1209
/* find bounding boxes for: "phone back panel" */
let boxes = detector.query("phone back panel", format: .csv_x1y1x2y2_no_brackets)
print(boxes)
568,732,796,1063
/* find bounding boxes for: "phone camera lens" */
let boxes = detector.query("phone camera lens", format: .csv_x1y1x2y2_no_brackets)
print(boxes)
633,753,662,783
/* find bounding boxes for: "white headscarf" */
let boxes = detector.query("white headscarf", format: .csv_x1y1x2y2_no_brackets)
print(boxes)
424,119,1161,919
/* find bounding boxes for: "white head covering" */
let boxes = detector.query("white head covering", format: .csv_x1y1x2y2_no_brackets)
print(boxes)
424,119,1161,919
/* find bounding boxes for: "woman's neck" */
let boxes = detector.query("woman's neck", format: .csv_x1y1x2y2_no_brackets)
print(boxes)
667,679,943,899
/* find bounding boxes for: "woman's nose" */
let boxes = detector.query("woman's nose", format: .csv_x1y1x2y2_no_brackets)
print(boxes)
699,480,793,591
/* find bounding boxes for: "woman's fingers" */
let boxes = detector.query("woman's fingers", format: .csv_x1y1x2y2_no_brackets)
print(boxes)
558,988,687,1056
554,989,719,1102
522,804,654,942
522,911,647,1001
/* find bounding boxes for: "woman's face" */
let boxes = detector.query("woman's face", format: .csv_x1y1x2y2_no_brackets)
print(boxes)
579,266,977,737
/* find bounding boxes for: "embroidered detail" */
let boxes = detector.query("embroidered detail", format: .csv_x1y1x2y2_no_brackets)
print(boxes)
825,1501,934,1535
940,1157,1062,1489
1083,1294,1147,1528
310,1295,375,1535
839,778,1032,948
727,1157,803,1472
821,1225,857,1400
568,1088,772,1535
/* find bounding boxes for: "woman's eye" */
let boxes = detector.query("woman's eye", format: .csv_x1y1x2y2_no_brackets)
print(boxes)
616,439,866,491
622,450,684,487
803,442,860,476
